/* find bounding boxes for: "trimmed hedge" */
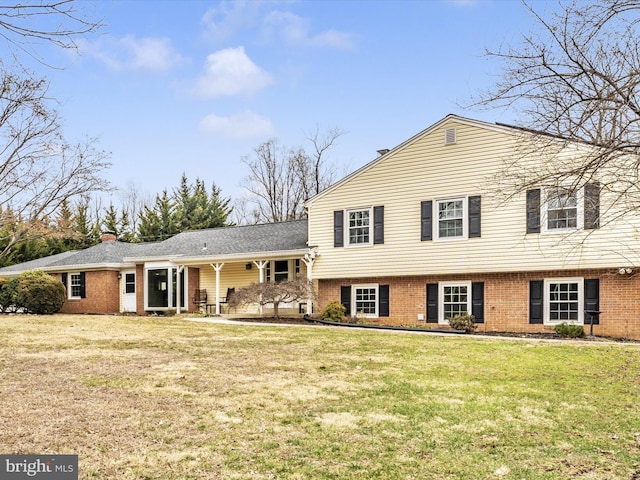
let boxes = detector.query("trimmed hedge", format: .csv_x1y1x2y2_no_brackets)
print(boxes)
0,270,66,314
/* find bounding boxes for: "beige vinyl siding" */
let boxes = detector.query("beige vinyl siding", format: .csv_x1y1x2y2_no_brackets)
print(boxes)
199,262,260,299
308,118,640,279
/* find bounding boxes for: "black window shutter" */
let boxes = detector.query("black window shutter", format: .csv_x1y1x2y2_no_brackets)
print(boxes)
426,283,438,323
529,280,544,324
333,210,344,247
79,272,86,299
584,182,600,230
584,278,600,325
421,200,433,241
468,196,481,238
526,189,541,234
379,284,389,317
471,282,484,323
340,286,351,316
373,206,384,244
61,273,67,286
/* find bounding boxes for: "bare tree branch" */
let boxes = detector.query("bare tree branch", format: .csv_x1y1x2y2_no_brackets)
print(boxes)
469,0,640,239
0,1,103,67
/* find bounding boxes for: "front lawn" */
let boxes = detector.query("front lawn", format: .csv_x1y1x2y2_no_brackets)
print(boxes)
0,315,639,479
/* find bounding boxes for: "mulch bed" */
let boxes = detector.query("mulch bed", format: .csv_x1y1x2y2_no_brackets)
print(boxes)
228,317,639,342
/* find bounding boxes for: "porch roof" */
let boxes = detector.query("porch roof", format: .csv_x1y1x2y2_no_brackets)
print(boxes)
124,219,310,263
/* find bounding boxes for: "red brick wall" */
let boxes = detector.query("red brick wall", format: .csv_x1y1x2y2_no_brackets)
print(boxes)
136,264,145,315
58,271,121,314
318,269,640,340
187,267,200,313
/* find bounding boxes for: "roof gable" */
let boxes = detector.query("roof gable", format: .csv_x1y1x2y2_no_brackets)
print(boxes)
306,114,528,205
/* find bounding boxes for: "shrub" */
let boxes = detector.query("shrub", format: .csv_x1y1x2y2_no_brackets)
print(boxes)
0,277,20,312
14,270,66,314
321,301,346,322
554,322,586,338
448,313,477,333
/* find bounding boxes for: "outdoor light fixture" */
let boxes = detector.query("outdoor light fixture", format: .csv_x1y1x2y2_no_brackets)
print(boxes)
246,263,252,270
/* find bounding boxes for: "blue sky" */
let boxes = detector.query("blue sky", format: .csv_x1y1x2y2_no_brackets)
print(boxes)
28,0,539,206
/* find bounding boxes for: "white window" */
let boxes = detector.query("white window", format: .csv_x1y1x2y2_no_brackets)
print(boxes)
347,208,372,246
266,260,290,282
439,281,471,324
69,273,83,299
353,284,378,317
435,198,467,240
544,278,583,325
543,187,582,233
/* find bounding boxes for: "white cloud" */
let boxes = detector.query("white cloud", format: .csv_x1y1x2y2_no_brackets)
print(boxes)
191,46,273,98
263,10,355,49
199,110,275,140
200,2,355,50
201,1,263,43
81,35,184,72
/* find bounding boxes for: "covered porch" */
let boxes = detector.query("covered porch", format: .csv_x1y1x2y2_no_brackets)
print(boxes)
180,249,318,317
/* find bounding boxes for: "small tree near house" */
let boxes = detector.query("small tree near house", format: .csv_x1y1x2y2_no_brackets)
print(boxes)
229,278,315,319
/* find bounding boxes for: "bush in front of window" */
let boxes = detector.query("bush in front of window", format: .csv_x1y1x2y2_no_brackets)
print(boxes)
553,322,585,338
448,313,477,333
15,270,66,314
321,301,346,322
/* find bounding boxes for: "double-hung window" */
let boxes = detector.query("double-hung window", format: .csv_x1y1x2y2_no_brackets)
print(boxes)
546,188,578,231
70,273,83,299
347,208,371,246
353,284,378,317
545,278,583,324
439,281,471,323
436,198,466,240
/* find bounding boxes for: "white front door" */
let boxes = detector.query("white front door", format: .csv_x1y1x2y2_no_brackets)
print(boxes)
121,270,137,313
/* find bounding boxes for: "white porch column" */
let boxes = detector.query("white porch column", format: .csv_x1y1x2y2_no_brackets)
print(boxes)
176,265,184,314
302,249,318,315
211,263,224,315
253,260,269,315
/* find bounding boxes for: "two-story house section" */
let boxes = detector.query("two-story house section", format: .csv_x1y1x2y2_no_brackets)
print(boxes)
306,114,640,339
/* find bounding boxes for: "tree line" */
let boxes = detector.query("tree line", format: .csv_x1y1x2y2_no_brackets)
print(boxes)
0,173,233,267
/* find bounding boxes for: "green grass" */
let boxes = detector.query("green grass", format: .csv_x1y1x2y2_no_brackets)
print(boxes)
0,314,639,479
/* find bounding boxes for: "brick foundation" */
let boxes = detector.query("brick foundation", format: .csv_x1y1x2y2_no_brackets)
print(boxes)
318,269,640,340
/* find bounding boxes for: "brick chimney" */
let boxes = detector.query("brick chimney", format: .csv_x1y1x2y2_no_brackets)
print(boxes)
100,232,117,243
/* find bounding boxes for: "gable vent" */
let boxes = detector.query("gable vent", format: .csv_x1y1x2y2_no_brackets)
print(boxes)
445,128,457,145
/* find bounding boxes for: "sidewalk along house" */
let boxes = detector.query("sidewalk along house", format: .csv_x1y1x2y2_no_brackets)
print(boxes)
306,114,640,340
0,221,315,317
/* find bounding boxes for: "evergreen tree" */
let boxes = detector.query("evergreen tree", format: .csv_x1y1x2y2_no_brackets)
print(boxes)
102,203,119,236
137,190,178,242
73,199,100,249
173,173,232,231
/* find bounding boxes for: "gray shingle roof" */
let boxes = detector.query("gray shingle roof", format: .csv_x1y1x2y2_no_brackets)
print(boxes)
127,219,309,260
0,219,309,275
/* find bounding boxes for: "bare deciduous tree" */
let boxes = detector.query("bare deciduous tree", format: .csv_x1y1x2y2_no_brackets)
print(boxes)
0,70,110,259
228,278,315,319
472,0,640,230
0,1,108,260
240,127,344,224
